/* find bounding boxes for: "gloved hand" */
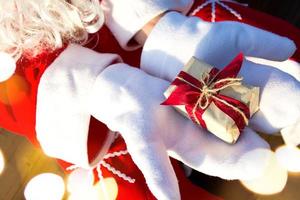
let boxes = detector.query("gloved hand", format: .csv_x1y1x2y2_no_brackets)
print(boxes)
35,44,289,200
141,11,299,135
90,63,272,200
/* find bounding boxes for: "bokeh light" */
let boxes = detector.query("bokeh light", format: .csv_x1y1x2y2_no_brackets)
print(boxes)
94,178,118,200
276,145,300,173
68,177,118,200
240,151,288,195
67,168,94,193
24,173,65,200
0,149,5,175
0,74,29,105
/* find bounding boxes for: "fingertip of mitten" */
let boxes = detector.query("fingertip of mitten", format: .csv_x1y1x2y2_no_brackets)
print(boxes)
240,150,288,195
283,38,297,59
275,145,300,173
238,148,273,180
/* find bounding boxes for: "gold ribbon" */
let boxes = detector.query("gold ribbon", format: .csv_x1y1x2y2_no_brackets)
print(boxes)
177,72,249,126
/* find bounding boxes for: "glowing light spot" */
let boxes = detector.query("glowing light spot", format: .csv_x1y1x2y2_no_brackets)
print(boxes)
24,173,65,200
0,149,5,175
94,178,118,200
276,145,300,173
68,190,98,200
67,168,94,193
68,177,118,200
240,151,288,195
0,74,29,105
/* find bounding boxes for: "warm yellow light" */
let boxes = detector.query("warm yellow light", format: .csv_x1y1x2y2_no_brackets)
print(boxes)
67,168,94,193
0,74,29,105
94,178,118,200
276,145,300,173
0,149,4,175
240,151,288,195
68,190,98,200
68,177,118,200
24,173,65,200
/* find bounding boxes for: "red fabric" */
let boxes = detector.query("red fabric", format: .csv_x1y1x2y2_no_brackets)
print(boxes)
0,48,65,146
1,0,300,199
162,54,249,133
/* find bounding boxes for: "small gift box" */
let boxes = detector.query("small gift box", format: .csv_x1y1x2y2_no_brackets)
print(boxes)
162,54,259,144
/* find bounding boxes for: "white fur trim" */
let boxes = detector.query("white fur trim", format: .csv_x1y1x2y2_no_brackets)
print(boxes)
0,52,16,82
36,44,121,169
101,0,193,50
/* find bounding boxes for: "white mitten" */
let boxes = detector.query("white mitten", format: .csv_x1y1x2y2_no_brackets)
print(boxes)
240,57,300,172
141,11,299,135
35,45,286,200
101,0,193,50
90,63,272,200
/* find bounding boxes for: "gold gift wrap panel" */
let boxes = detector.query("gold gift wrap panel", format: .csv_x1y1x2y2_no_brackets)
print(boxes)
164,85,191,118
164,57,260,144
164,86,240,143
219,85,260,117
202,102,240,143
183,57,212,77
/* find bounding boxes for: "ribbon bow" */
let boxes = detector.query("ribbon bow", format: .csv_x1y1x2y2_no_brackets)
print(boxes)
162,53,250,131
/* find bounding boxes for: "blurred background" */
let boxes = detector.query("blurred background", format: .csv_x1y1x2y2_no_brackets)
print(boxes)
240,0,300,28
0,0,299,200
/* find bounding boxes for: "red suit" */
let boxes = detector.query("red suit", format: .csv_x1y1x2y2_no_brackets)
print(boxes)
0,0,299,199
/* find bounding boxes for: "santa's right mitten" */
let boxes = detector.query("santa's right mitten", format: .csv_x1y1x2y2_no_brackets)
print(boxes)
89,62,273,200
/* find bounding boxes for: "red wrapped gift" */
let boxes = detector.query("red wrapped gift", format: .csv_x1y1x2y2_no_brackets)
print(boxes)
162,54,259,144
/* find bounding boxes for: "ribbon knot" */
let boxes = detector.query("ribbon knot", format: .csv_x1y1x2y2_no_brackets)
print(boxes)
189,71,244,111
198,76,213,109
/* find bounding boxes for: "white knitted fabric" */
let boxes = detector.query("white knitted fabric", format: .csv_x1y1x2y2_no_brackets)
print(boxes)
141,12,299,134
101,0,193,50
90,63,272,199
